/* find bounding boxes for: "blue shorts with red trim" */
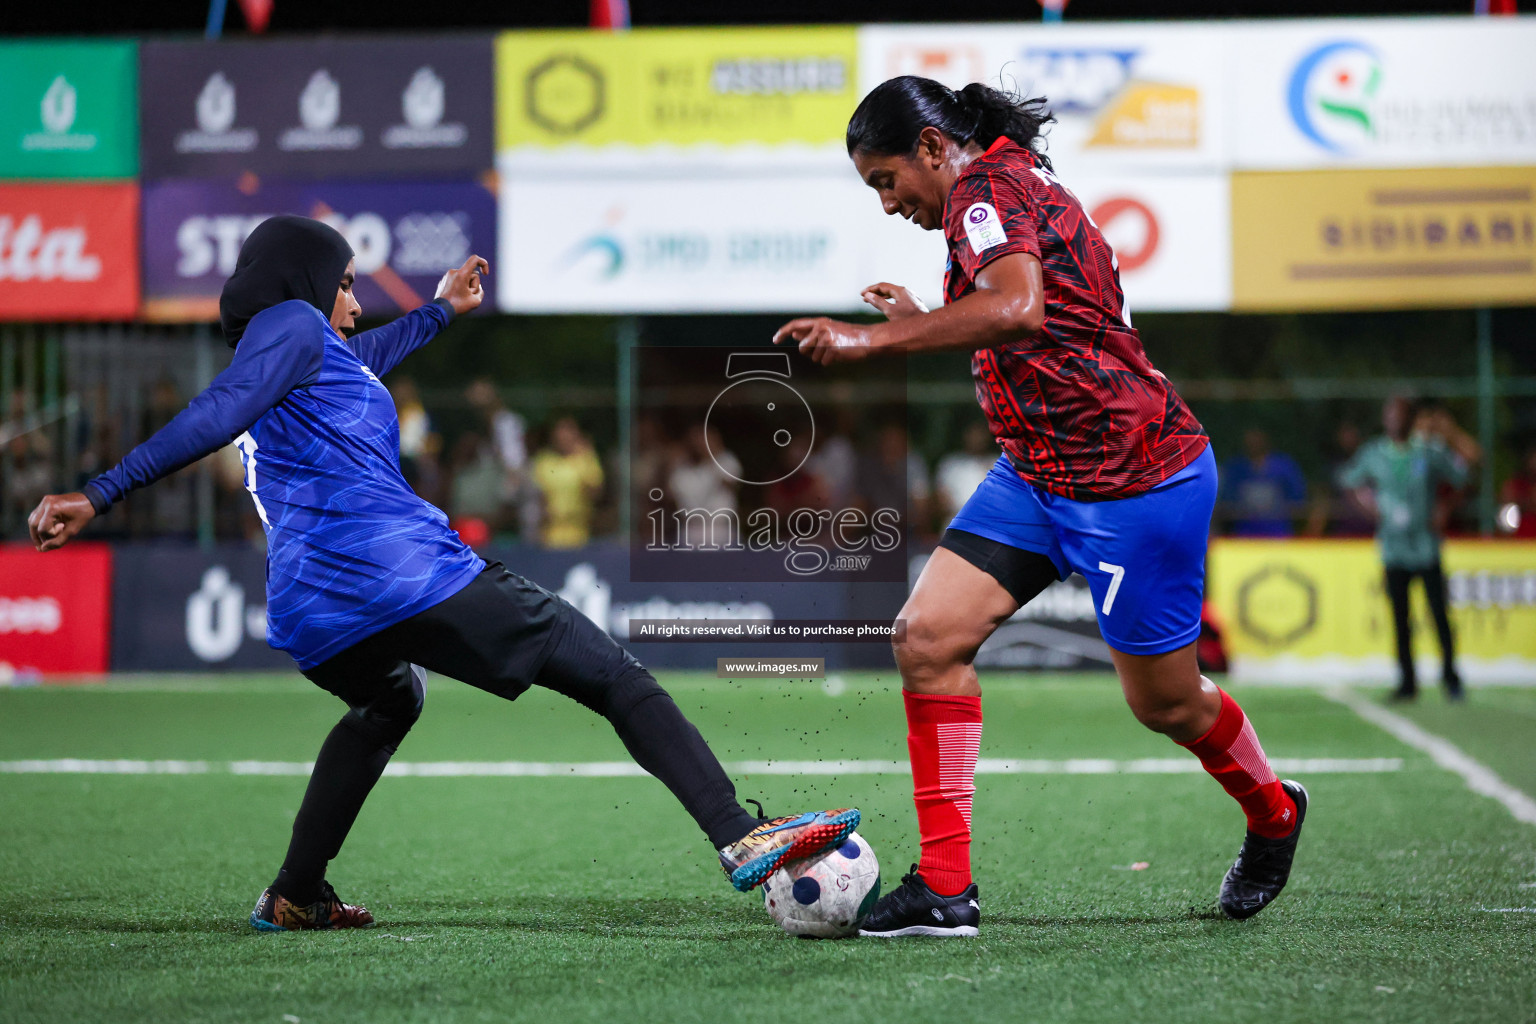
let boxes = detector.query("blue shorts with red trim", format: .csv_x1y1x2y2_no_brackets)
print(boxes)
947,444,1216,656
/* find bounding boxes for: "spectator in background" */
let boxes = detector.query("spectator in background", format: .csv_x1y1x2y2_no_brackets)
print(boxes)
809,406,859,509
464,377,532,535
446,430,506,540
1499,444,1536,537
934,422,997,527
1307,421,1374,537
1414,400,1483,537
1341,396,1472,701
531,416,604,549
668,423,740,549
855,421,932,541
390,376,440,501
1219,429,1307,536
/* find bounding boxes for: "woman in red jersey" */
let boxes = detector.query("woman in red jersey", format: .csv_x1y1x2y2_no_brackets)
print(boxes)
775,77,1307,936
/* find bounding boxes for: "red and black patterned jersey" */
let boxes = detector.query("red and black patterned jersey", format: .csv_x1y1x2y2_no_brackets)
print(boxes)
944,138,1207,501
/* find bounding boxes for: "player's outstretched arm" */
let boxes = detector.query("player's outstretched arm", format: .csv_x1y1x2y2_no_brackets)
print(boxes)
775,253,1043,366
349,255,488,376
44,312,326,548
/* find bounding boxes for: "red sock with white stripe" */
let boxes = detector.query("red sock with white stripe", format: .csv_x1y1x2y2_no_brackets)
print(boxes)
1180,688,1297,839
904,690,983,896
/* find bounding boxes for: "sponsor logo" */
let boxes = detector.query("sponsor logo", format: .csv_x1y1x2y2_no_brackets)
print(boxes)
881,44,988,85
525,54,606,136
279,69,363,152
963,202,1008,255
708,57,846,95
0,215,102,282
1089,196,1161,273
22,75,98,153
176,72,258,154
1018,48,1199,149
174,210,471,280
1287,40,1383,155
1019,48,1139,114
382,66,469,150
0,597,62,635
185,566,266,662
562,209,829,282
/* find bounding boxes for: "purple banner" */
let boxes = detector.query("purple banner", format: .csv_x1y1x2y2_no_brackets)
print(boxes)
139,36,493,181
141,179,497,321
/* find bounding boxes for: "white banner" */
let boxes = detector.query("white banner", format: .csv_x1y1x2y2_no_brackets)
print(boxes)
857,23,1230,175
1229,16,1536,169
501,174,937,313
499,171,1226,313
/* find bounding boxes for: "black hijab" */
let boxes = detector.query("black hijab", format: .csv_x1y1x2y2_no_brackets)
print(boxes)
218,215,355,348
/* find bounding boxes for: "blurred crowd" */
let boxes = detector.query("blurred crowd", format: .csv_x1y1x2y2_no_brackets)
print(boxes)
6,378,1536,547
1217,397,1535,540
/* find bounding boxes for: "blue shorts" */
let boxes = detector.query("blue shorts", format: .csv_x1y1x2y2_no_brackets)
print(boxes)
948,445,1217,656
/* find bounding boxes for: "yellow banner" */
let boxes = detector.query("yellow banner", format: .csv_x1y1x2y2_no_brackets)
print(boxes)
1207,539,1536,677
496,27,859,151
1231,167,1536,311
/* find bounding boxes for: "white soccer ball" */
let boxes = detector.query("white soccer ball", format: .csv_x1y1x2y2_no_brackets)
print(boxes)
762,830,881,938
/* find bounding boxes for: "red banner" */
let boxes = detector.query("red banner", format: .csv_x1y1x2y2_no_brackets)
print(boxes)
0,543,113,677
0,183,139,321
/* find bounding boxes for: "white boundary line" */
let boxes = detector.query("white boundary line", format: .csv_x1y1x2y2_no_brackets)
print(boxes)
0,756,1402,778
1327,689,1536,826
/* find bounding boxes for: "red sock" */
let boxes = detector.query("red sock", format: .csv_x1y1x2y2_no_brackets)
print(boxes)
1180,688,1297,839
905,691,982,896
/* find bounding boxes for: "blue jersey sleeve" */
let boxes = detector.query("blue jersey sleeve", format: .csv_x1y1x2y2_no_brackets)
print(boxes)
82,303,327,513
348,298,454,377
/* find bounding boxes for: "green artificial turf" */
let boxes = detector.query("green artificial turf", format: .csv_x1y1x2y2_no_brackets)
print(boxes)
1,673,1532,1024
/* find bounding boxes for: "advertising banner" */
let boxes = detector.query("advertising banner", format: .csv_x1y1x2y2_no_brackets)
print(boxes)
107,543,904,671
0,184,139,321
495,27,859,172
857,23,1229,174
111,545,289,672
0,40,138,179
139,36,494,180
1231,166,1536,311
0,543,112,677
501,174,899,312
141,178,496,321
1207,538,1536,684
500,171,1225,313
1229,17,1536,171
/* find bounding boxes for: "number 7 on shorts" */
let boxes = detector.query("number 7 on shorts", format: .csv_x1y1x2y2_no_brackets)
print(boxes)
1097,562,1126,615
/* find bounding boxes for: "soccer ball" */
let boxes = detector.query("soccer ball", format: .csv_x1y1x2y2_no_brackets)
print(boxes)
762,831,881,938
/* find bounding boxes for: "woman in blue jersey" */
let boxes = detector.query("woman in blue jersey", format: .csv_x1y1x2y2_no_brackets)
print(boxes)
28,216,857,931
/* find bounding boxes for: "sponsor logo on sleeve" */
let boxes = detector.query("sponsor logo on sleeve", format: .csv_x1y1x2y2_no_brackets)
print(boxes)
963,202,1008,255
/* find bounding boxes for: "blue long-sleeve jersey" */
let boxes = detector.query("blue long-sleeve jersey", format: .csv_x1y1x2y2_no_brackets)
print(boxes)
84,298,485,669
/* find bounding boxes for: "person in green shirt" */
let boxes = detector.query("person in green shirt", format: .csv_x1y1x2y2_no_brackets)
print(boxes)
1340,396,1476,700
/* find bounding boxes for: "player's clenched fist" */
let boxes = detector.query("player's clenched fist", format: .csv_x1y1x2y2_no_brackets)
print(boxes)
434,254,490,317
772,317,874,366
27,492,96,553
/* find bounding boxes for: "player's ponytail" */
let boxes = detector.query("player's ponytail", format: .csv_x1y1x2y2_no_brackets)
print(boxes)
846,76,1054,171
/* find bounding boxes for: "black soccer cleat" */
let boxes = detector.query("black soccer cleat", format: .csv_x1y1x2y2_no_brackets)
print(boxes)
1219,779,1309,921
858,865,979,938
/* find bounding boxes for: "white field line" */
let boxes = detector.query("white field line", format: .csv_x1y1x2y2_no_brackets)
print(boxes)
1327,689,1536,827
0,756,1402,778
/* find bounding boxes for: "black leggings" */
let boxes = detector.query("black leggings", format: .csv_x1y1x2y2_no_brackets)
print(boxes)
272,562,758,902
1384,562,1459,693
